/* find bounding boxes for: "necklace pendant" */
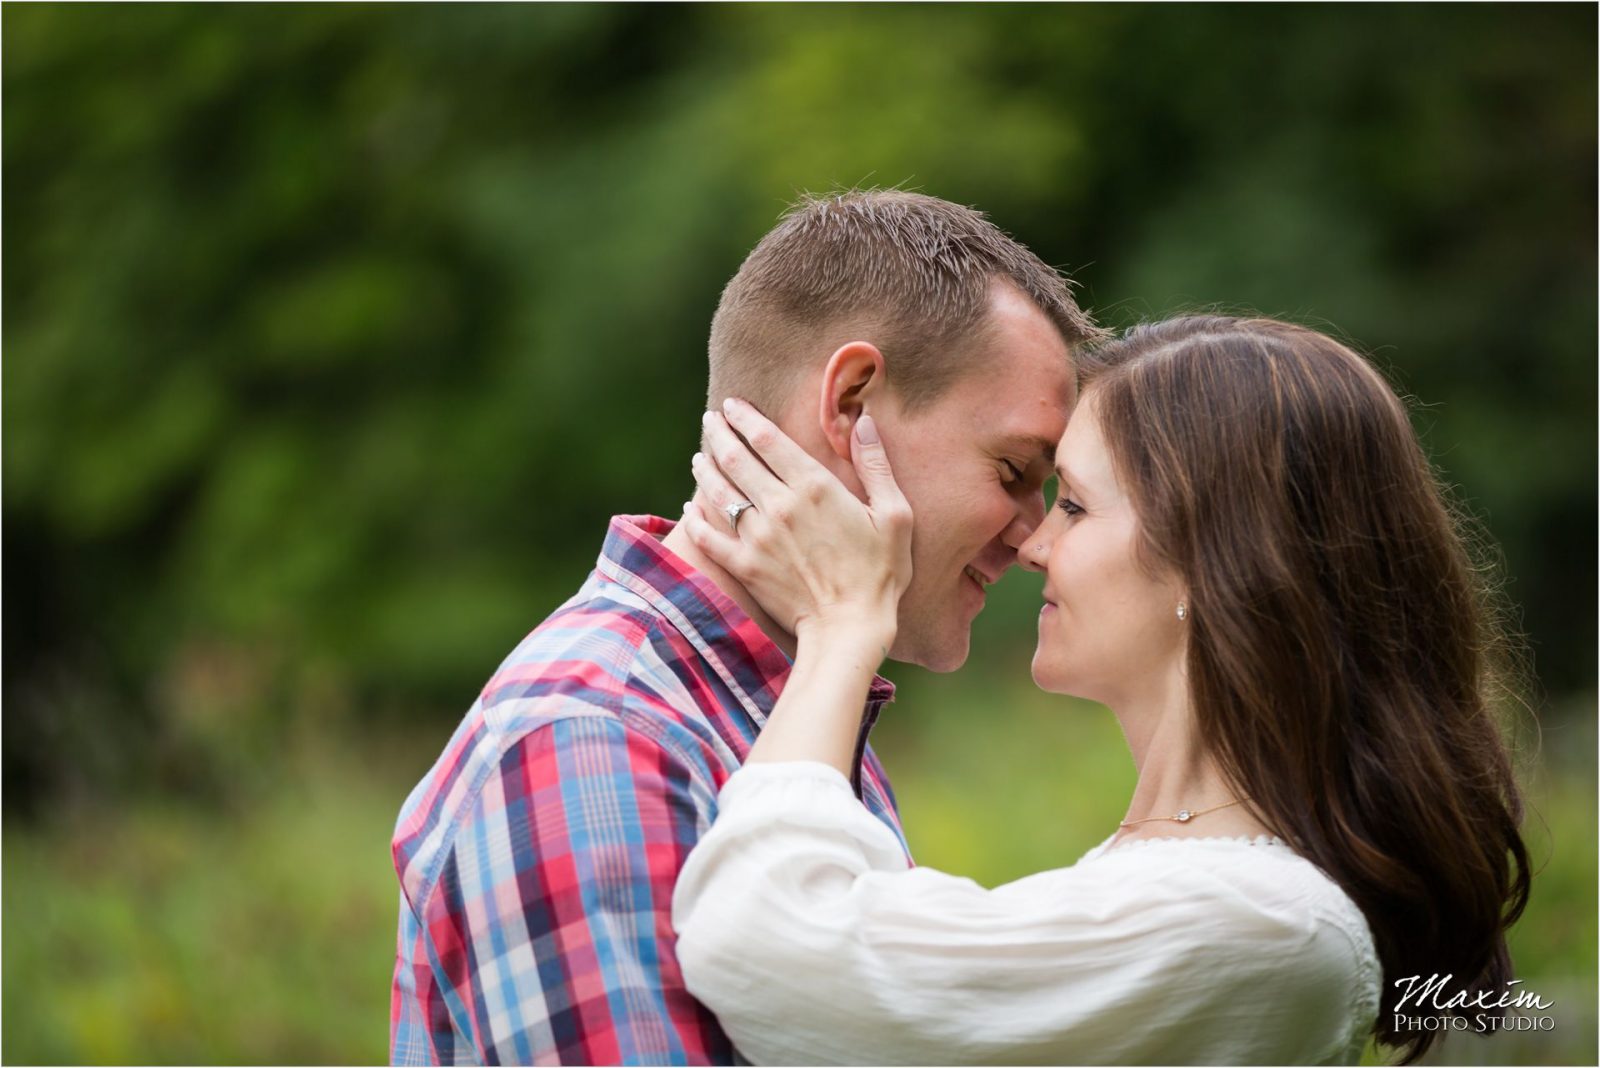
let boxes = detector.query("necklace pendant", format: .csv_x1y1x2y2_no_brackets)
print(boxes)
1175,810,1193,822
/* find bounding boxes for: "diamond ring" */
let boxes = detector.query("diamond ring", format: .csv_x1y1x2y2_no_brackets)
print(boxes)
724,500,755,531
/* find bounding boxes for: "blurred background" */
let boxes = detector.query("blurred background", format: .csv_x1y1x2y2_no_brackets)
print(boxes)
3,5,1594,1064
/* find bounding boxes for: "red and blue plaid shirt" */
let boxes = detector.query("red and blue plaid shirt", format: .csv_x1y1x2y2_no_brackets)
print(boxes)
391,514,908,1065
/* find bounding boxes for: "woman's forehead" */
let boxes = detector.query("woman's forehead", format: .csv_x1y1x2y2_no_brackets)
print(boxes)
1056,400,1118,491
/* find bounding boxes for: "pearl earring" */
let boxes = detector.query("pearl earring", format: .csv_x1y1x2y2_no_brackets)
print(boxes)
1176,601,1188,621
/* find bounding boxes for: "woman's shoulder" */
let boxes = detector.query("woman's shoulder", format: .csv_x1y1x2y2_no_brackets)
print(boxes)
1078,834,1375,939
954,835,1377,1063
1045,835,1375,1053
1075,834,1380,1039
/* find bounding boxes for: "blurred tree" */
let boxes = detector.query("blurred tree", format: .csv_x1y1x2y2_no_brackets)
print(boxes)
3,3,1593,811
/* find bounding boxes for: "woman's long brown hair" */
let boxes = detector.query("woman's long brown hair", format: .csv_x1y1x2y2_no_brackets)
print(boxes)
1080,317,1530,1064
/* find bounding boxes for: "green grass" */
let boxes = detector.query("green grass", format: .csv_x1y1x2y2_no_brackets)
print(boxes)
3,677,1594,1065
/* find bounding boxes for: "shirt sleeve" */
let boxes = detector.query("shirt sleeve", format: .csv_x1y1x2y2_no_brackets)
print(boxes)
413,714,734,1066
671,761,1374,1067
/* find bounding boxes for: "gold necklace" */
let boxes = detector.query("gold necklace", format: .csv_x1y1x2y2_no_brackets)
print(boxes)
1118,798,1249,827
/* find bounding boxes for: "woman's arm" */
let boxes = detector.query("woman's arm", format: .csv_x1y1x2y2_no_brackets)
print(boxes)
680,398,911,776
671,763,1373,1066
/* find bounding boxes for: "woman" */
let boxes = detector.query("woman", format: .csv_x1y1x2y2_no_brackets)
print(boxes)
669,316,1529,1065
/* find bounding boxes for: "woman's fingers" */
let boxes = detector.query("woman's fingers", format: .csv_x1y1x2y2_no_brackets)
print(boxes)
684,403,908,639
702,410,784,508
720,398,831,487
691,451,757,533
680,501,748,574
850,415,913,533
849,415,914,600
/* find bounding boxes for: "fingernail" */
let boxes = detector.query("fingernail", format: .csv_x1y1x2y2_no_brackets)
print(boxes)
682,500,693,515
856,415,879,444
702,410,715,426
721,397,738,415
691,452,705,468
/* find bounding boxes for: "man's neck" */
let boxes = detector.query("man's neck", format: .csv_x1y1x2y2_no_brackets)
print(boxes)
660,521,799,660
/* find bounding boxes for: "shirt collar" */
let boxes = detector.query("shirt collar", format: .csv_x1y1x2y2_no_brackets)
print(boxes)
596,514,896,724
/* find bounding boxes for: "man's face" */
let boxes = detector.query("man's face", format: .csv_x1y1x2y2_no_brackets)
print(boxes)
877,283,1077,671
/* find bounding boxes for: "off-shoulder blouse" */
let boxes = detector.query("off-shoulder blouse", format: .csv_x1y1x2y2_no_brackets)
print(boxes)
672,761,1380,1066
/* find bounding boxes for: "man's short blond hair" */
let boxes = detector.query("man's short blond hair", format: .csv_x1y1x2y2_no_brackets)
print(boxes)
708,189,1106,412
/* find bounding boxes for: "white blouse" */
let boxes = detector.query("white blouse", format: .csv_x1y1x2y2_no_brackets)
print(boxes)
672,762,1381,1066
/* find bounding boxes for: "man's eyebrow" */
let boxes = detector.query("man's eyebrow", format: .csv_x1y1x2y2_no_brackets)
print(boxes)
997,434,1057,465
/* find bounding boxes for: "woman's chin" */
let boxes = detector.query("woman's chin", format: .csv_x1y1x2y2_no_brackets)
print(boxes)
1030,654,1064,694
1031,654,1095,701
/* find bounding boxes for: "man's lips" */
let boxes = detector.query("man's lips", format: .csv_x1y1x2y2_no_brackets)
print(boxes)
963,564,999,588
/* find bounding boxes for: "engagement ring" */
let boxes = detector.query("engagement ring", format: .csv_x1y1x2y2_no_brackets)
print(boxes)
725,500,755,531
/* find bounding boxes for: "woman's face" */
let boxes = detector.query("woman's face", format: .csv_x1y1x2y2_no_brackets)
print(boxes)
1020,392,1187,705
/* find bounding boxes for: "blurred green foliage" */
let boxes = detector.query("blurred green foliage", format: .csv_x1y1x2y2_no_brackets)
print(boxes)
2,4,1594,1065
4,4,1595,802
3,731,407,1064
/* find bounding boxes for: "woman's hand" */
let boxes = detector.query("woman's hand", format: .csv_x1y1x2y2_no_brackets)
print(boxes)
681,398,913,651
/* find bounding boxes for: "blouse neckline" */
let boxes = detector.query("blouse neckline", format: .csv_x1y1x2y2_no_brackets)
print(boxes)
1087,833,1291,860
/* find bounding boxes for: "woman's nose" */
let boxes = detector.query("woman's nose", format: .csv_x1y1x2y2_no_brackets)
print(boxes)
1017,516,1052,573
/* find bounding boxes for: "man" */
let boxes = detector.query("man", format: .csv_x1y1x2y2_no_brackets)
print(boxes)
390,189,1103,1065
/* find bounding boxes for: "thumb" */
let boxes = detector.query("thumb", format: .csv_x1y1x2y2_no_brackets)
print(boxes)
851,415,907,514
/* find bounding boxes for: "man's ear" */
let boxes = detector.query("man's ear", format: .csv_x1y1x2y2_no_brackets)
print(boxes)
817,341,887,461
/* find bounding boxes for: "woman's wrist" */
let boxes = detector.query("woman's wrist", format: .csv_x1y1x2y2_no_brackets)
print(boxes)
751,612,894,775
795,609,897,667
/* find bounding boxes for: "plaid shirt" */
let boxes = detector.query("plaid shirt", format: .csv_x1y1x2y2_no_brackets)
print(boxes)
391,514,908,1066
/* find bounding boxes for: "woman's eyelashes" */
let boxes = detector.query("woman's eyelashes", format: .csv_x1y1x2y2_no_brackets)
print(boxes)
1055,493,1084,517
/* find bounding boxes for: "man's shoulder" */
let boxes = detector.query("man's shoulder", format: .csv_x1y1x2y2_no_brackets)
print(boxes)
393,570,742,873
479,572,655,709
475,570,715,734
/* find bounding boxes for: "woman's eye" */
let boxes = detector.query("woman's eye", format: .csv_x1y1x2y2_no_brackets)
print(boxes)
1056,495,1084,517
